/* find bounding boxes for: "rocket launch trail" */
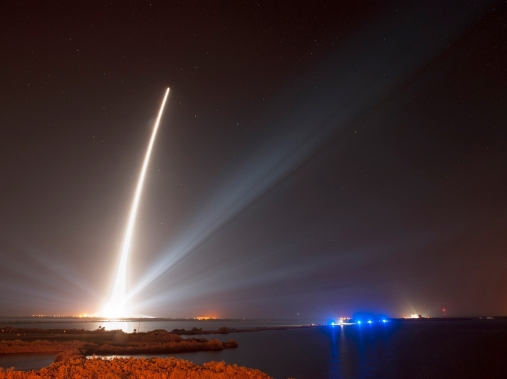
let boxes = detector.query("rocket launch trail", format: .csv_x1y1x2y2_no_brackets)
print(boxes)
102,88,170,318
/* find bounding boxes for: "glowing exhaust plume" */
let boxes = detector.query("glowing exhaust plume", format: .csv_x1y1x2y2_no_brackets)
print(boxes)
102,88,170,318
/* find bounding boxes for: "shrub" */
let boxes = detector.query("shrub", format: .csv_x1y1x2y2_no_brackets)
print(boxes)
0,357,274,378
218,327,230,334
0,340,86,355
207,339,223,350
225,339,238,348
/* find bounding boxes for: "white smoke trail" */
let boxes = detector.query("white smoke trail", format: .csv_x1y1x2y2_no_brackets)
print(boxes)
102,88,170,318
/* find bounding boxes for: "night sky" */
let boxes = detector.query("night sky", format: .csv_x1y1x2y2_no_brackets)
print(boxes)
1,0,506,319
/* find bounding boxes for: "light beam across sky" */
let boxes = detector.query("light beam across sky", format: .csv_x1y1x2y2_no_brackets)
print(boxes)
102,88,170,318
127,0,490,313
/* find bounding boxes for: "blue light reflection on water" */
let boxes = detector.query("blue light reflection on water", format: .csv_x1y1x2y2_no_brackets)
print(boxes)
87,324,400,378
3,320,507,378
0,324,394,377
356,318,368,379
330,325,338,377
330,325,357,379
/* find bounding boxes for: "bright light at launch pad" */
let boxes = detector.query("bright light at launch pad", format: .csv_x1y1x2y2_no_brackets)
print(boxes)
102,88,170,318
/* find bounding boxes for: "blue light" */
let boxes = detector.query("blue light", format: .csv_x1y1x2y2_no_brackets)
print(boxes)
331,322,335,326
367,320,372,324
357,320,361,324
382,319,387,323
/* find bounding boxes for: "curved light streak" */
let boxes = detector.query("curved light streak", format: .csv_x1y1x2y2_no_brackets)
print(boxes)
102,88,170,318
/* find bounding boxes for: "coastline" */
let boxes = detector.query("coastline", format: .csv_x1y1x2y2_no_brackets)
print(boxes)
0,329,239,356
0,328,274,378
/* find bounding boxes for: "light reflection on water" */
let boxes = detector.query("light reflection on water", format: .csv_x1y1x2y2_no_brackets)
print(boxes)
2,321,507,378
338,324,354,379
0,318,322,333
101,321,130,331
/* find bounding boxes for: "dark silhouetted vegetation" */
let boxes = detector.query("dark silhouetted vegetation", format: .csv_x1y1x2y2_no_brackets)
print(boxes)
0,340,87,355
0,331,238,356
83,337,237,355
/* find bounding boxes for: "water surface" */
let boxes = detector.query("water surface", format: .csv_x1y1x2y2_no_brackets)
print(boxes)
2,319,507,378
0,354,55,371
93,320,507,379
0,318,319,333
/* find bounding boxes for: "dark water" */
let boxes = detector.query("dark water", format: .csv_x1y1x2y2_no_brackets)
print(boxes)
2,320,507,378
0,354,55,371
95,320,507,379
